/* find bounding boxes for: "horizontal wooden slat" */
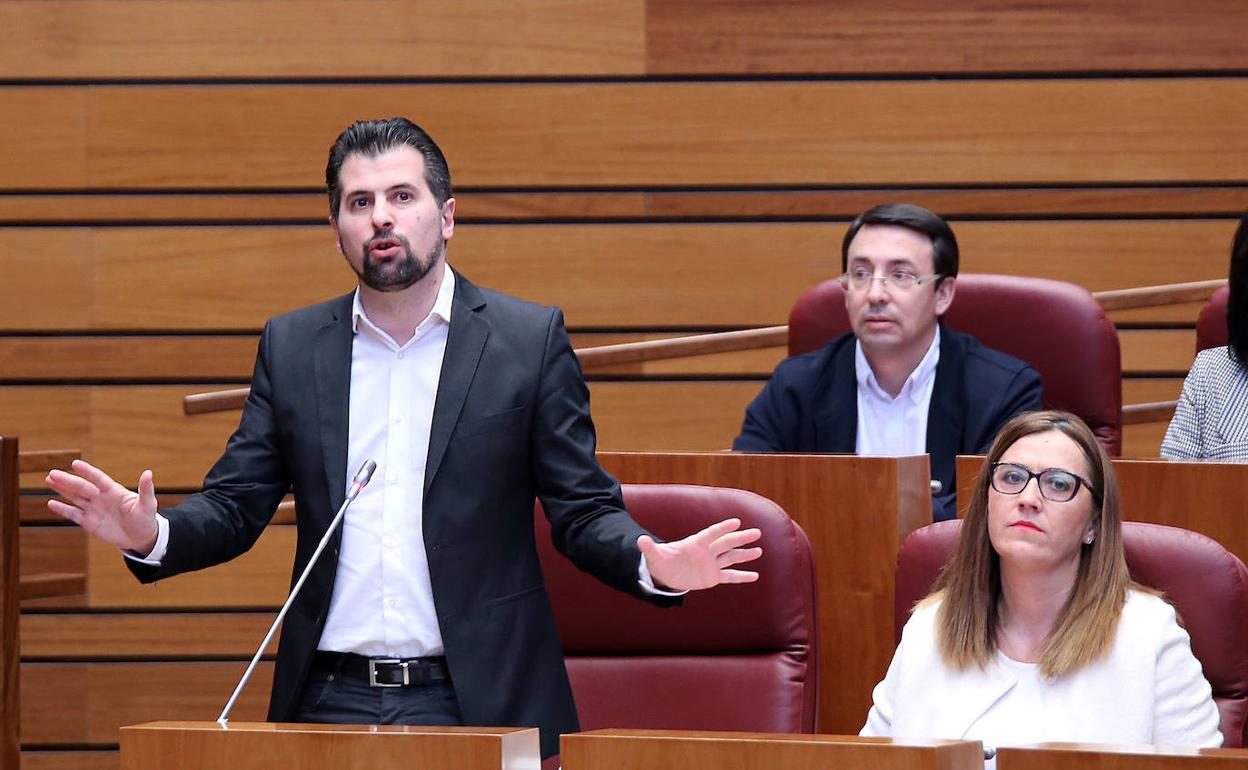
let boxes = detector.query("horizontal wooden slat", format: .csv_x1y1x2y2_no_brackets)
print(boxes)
6,80,1248,189
649,0,1248,75
1123,378,1184,404
22,751,118,770
0,1,644,80
3,1,1246,81
0,336,259,380
21,661,271,744
1119,329,1196,374
20,612,278,658
0,221,1236,330
6,188,1248,224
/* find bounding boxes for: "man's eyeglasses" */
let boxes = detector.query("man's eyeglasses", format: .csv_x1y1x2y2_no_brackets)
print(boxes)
837,267,943,292
989,462,1100,504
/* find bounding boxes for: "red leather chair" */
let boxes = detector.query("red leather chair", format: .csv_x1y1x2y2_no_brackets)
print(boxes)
788,274,1123,454
534,484,817,767
893,519,1248,747
1197,285,1229,353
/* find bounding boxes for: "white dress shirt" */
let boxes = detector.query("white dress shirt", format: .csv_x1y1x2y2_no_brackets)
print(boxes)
316,270,457,656
855,328,940,457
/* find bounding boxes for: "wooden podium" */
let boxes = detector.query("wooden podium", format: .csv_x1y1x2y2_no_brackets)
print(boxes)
119,721,540,770
996,743,1248,770
598,451,933,735
561,728,983,770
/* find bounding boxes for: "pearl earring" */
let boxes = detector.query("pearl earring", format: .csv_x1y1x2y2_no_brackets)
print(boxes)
1083,533,1095,545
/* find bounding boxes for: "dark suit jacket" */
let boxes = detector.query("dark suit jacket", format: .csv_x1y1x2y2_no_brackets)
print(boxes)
732,325,1043,520
129,271,673,758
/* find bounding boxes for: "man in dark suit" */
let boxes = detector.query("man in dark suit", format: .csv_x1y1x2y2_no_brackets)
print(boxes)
45,117,761,760
733,203,1042,520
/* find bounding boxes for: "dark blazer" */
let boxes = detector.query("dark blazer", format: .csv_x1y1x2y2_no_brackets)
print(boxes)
733,325,1042,520
129,271,673,758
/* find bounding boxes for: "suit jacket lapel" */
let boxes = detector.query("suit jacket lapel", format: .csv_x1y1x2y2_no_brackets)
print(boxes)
314,294,354,516
813,339,860,451
425,271,490,496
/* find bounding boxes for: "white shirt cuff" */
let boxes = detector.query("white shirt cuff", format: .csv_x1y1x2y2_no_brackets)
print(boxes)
638,554,687,597
122,513,169,565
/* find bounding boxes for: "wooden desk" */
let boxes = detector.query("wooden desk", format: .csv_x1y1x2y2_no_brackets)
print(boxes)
957,456,1248,564
598,452,933,735
997,743,1248,770
562,728,983,770
120,721,539,770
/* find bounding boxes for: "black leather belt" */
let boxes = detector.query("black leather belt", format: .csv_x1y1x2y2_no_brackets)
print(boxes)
313,651,451,688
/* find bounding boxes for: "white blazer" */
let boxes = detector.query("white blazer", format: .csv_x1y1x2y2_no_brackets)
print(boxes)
861,590,1222,748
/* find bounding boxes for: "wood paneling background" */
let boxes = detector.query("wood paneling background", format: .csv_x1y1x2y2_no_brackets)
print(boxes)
3,1,1247,766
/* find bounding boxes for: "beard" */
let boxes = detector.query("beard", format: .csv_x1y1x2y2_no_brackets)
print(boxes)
356,231,444,292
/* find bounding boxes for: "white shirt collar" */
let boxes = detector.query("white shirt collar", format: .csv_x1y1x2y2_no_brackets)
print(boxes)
350,267,456,339
855,325,941,405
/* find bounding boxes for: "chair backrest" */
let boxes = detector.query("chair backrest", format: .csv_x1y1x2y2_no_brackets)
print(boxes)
535,484,818,736
893,519,1248,747
787,274,1123,454
1197,285,1230,353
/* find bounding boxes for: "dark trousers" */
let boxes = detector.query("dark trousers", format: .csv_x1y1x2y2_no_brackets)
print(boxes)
291,656,464,727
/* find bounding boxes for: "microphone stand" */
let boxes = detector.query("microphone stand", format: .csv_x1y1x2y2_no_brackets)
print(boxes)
217,459,377,725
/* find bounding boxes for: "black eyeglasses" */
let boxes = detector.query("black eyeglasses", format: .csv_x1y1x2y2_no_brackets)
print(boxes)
989,462,1100,504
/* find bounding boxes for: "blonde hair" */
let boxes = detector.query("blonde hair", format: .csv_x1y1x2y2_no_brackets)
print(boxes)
931,410,1134,677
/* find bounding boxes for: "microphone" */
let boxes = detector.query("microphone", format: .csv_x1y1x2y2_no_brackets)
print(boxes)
217,459,377,724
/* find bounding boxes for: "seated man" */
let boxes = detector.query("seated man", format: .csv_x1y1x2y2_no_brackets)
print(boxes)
733,203,1042,520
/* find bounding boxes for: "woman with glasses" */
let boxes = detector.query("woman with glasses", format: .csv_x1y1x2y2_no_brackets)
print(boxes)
861,410,1220,755
1163,212,1248,459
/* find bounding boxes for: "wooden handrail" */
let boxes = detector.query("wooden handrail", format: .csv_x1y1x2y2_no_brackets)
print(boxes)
181,277,1226,415
1122,400,1178,425
576,325,788,369
1094,278,1225,312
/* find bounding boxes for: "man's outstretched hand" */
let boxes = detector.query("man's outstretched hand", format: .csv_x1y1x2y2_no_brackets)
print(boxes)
45,459,160,554
638,517,762,592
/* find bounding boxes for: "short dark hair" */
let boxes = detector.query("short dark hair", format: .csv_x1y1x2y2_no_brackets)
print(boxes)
840,203,960,282
326,117,452,219
1227,212,1248,368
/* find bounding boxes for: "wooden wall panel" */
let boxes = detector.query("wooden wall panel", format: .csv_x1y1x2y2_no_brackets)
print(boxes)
0,90,87,189
0,336,259,381
85,528,292,608
21,613,277,658
0,221,1233,331
1,382,758,487
4,1,1248,80
21,661,272,744
648,0,1248,75
5,81,1248,189
22,752,117,770
0,1,645,79
1119,329,1195,374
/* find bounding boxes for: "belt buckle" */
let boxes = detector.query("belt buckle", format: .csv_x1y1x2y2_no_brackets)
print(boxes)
368,658,408,687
